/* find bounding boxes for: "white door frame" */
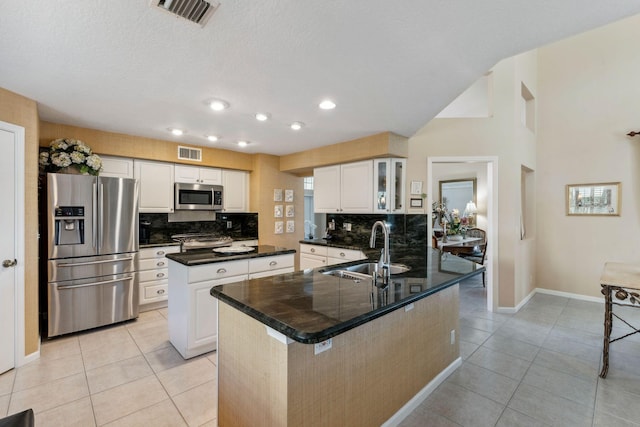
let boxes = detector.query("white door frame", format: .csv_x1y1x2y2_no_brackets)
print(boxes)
427,156,498,313
1,120,27,368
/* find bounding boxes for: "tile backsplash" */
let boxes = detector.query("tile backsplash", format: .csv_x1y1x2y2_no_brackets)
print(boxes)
140,212,258,245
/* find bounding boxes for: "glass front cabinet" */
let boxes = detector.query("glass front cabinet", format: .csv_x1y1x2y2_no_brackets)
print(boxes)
373,158,406,214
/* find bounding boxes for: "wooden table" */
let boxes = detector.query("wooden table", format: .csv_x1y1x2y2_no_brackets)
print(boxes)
437,237,482,256
599,262,640,378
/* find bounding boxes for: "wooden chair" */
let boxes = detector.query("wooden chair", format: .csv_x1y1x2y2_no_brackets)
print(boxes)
459,228,487,286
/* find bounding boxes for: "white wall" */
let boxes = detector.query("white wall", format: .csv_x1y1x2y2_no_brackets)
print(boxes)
536,14,640,298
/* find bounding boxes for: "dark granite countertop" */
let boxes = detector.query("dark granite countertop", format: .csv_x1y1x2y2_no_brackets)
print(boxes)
211,247,483,344
166,245,296,266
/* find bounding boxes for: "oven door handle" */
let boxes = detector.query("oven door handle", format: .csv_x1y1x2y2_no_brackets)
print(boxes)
57,256,134,267
56,276,134,290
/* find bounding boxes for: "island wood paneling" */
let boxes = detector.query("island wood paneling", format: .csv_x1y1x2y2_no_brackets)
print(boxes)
39,121,253,171
217,284,459,427
279,131,408,175
0,87,40,356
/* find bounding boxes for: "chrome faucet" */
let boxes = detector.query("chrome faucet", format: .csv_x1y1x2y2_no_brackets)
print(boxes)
370,221,390,285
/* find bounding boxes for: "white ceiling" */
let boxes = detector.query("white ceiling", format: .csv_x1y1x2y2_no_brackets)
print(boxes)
1,1,639,155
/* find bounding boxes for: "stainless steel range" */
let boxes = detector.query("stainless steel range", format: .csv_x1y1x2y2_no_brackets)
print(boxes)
171,233,233,252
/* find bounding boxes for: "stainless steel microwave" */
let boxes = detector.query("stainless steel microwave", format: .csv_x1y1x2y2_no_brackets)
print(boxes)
175,183,223,211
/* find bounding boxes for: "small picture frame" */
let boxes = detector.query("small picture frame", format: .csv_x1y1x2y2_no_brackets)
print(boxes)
286,220,295,233
274,205,283,218
274,221,283,234
285,205,294,217
274,189,283,202
285,189,294,202
410,198,423,208
566,182,621,216
410,181,423,195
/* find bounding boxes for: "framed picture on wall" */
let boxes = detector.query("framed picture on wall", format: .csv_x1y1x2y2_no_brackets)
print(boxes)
566,182,620,216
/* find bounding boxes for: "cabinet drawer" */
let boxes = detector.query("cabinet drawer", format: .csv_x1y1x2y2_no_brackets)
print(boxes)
327,247,364,261
139,268,168,282
300,244,328,257
141,280,168,303
139,246,180,259
188,260,249,283
139,257,169,271
249,254,295,273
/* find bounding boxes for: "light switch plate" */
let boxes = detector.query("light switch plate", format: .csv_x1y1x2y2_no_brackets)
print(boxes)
314,338,332,355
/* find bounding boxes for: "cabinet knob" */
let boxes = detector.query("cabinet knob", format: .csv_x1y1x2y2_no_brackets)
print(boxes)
156,273,165,278
157,289,166,295
157,251,165,256
269,261,277,266
157,261,165,267
217,268,227,274
339,252,346,257
310,248,316,253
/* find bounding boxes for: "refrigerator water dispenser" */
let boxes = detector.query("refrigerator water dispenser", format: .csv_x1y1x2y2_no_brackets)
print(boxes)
54,206,85,245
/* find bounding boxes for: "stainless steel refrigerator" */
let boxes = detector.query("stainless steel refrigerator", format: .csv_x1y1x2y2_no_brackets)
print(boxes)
45,173,139,337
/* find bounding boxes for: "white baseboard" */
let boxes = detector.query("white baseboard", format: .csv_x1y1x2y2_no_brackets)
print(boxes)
382,357,462,427
496,287,604,314
18,347,40,367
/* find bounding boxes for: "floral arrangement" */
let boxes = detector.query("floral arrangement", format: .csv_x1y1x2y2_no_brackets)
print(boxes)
433,202,469,236
39,138,102,176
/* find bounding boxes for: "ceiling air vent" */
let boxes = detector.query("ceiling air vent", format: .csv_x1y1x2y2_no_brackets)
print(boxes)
178,146,202,161
151,0,220,27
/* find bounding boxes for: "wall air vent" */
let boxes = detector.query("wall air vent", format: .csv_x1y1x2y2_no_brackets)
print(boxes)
151,0,220,27
178,146,202,161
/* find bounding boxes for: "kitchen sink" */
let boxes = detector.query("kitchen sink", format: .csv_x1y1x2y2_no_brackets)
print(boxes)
322,262,411,279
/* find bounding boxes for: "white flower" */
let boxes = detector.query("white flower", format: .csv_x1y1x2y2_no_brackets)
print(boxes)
70,151,85,164
86,154,102,171
74,141,91,154
50,139,68,151
39,151,50,166
51,152,72,168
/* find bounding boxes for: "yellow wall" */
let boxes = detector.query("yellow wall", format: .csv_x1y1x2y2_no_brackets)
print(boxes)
250,154,305,269
39,121,253,171
0,87,40,356
536,14,640,298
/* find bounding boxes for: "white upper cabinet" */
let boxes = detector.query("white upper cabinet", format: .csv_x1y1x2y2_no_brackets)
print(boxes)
100,155,134,179
222,169,249,212
134,160,175,213
373,158,406,214
174,165,222,185
314,161,373,213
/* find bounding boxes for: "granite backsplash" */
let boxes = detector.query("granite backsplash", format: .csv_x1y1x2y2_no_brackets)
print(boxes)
140,212,258,245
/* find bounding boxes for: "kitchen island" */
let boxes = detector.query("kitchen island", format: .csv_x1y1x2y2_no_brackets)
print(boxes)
166,245,296,359
211,246,483,426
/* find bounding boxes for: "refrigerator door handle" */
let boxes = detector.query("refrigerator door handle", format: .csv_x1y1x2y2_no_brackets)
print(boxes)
56,275,134,290
92,182,98,249
57,256,134,268
98,182,104,252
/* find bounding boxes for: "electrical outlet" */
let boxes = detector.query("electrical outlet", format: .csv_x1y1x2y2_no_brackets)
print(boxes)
450,330,455,345
226,221,232,229
328,220,335,230
404,303,414,312
314,338,332,355
344,222,352,231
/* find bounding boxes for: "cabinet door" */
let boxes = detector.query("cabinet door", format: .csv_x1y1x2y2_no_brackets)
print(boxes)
222,170,248,212
199,167,222,185
340,160,373,213
100,156,134,179
174,165,200,184
373,159,391,213
391,158,406,213
134,160,175,213
189,274,247,351
313,165,341,213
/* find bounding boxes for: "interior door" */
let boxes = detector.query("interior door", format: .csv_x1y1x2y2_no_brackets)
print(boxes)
0,127,16,373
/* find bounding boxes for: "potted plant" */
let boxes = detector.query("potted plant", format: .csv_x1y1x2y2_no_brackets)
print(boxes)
39,138,102,175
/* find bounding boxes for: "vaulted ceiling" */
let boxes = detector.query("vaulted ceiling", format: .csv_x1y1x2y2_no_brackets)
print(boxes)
2,1,639,155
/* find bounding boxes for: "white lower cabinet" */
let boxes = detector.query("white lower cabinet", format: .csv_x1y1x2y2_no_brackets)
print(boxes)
299,243,365,270
138,245,180,310
327,246,366,266
168,253,294,359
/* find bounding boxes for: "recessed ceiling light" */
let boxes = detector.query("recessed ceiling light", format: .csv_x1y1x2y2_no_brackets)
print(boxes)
206,135,219,142
209,99,229,111
169,128,185,136
290,122,304,130
319,99,336,110
237,140,249,147
255,112,270,121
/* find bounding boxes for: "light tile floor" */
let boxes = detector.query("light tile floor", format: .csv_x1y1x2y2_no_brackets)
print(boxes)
2,277,640,426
